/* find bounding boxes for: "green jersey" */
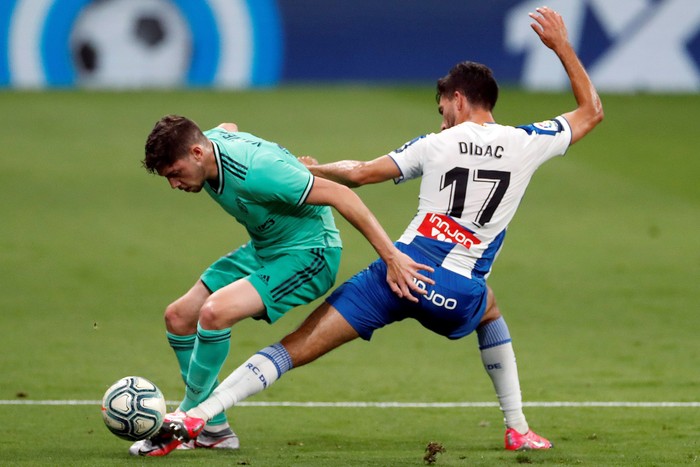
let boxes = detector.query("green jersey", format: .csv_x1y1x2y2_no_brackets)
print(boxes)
203,128,342,259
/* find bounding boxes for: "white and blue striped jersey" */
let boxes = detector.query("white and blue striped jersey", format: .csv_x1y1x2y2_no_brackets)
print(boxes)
389,116,572,279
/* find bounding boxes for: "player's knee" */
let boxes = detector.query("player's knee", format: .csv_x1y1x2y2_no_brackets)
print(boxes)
164,301,197,335
198,300,232,330
480,287,502,324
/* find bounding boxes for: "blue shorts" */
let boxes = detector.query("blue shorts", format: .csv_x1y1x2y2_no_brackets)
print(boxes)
326,242,487,340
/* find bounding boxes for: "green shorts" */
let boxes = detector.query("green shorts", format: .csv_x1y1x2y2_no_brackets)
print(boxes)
200,242,342,323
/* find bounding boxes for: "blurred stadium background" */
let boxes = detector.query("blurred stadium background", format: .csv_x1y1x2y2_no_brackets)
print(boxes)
2,0,699,92
2,1,699,465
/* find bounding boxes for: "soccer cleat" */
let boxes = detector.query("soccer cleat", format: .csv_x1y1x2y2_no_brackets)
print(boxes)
162,411,206,443
128,412,206,457
504,428,553,451
176,439,195,450
195,427,240,449
128,430,181,457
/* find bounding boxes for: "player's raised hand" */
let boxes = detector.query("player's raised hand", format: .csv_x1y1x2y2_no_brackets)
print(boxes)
529,6,569,51
384,251,434,303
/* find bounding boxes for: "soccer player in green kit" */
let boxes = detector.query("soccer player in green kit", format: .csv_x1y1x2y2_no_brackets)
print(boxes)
130,115,433,456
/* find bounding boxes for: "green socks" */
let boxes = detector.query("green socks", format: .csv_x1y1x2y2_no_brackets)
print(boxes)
167,328,230,425
166,332,196,384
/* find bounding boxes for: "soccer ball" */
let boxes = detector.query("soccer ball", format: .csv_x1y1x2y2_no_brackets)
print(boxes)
69,0,191,88
101,376,167,441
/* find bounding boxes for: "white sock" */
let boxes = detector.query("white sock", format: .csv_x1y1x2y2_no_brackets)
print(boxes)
477,317,529,434
480,342,529,434
187,347,289,421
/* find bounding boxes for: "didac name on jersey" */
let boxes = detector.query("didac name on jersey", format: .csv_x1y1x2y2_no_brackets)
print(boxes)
459,142,504,158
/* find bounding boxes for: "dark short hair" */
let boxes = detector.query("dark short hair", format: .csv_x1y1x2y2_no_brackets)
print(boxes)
436,61,499,111
143,115,206,174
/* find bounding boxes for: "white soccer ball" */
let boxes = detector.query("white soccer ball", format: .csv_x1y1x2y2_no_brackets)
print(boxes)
69,0,191,88
101,376,167,441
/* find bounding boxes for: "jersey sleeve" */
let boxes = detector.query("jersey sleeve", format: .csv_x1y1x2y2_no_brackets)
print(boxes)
515,116,572,166
244,153,314,206
387,134,431,184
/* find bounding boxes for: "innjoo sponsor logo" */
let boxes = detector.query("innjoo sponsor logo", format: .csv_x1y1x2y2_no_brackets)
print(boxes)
417,213,481,249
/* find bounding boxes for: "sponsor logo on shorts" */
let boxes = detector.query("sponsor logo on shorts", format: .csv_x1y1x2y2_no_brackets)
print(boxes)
417,213,481,249
414,279,458,310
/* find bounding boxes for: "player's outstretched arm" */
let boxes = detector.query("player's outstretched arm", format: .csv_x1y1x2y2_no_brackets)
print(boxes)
305,177,434,301
299,155,400,188
529,6,603,144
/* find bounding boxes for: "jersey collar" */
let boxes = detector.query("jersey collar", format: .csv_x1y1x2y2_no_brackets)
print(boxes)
208,141,225,195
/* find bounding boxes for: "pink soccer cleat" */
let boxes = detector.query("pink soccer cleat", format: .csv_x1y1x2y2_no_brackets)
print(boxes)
163,411,206,443
504,428,553,451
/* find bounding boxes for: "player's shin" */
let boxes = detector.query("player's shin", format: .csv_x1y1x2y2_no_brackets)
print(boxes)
476,317,529,434
181,324,231,411
188,343,293,421
167,331,228,426
166,332,196,384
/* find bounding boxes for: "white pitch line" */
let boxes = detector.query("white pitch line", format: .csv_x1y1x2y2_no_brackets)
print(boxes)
0,400,699,408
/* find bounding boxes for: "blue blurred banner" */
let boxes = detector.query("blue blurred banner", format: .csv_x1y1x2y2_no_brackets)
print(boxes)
0,0,282,88
2,0,699,91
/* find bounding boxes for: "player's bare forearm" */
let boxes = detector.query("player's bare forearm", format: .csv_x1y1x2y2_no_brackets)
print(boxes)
529,6,603,144
556,44,603,142
300,155,400,188
308,160,365,188
306,178,434,300
331,189,434,301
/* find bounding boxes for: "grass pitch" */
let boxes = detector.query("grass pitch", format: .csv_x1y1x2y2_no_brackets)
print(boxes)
0,87,699,466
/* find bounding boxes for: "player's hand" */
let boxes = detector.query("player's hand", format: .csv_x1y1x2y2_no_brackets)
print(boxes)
385,251,435,303
298,156,318,167
529,7,569,51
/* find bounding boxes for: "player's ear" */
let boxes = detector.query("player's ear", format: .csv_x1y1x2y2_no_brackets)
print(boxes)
191,144,204,161
453,91,465,111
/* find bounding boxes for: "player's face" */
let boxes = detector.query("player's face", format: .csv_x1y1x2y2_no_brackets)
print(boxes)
438,95,458,130
159,154,207,193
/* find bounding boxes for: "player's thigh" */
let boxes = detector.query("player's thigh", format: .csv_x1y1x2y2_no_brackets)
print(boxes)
281,301,360,367
248,247,341,324
325,258,405,340
200,278,266,329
